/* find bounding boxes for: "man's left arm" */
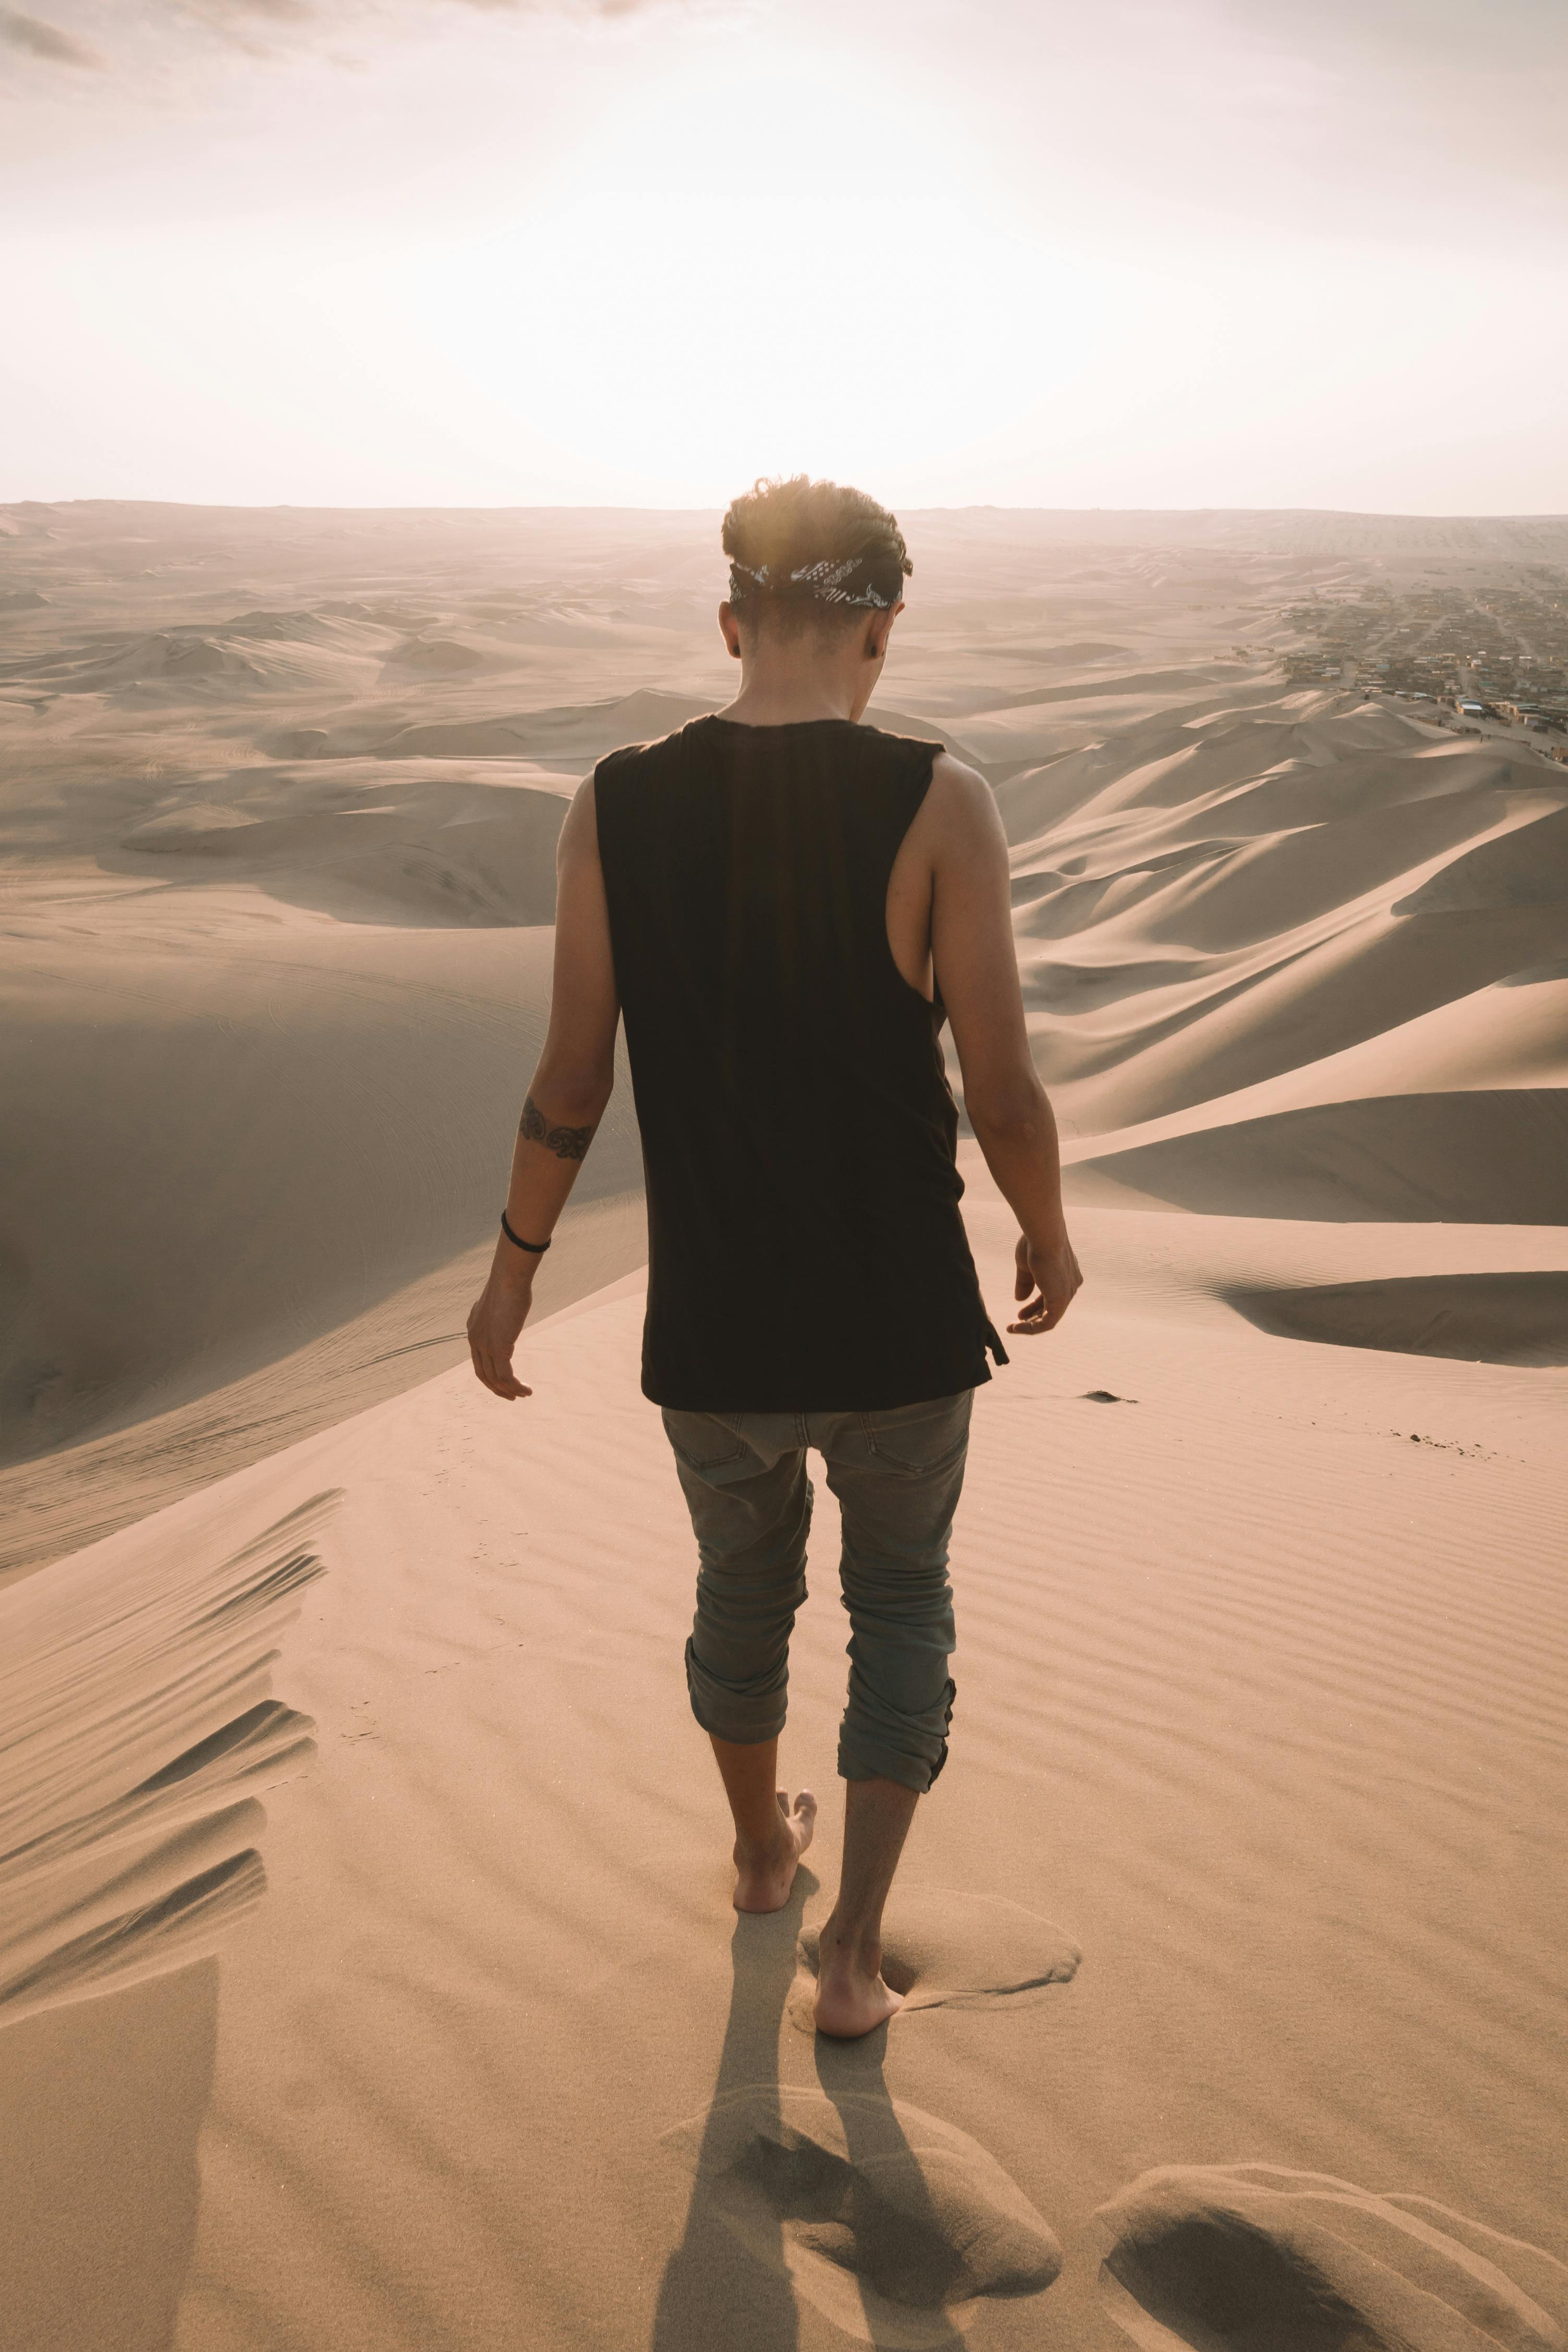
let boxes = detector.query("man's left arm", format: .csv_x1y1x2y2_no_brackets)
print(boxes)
467,777,619,1400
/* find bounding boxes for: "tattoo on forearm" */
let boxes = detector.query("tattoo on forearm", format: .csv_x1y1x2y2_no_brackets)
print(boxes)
519,1093,597,1161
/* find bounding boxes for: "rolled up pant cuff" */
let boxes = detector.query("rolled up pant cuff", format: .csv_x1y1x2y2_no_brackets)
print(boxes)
836,1677,956,1795
685,1635,789,1747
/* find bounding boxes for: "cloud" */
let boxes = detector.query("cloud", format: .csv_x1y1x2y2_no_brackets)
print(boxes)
1,8,106,63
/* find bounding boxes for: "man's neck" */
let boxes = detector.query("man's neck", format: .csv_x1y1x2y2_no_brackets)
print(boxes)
716,648,871,729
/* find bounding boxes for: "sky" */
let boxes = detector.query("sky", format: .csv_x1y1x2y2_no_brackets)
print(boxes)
2,0,1566,512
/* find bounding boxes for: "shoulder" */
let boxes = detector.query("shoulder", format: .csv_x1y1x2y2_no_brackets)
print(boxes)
586,738,654,844
565,734,670,856
855,720,945,766
927,749,1006,850
594,720,707,796
929,746,991,804
592,737,651,793
558,769,600,864
588,725,703,870
857,725,988,807
854,723,984,809
855,729,1001,862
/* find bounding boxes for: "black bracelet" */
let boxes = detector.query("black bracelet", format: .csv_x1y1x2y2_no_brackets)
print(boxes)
500,1211,551,1255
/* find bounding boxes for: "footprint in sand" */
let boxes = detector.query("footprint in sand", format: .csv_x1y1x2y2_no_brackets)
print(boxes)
789,1886,1080,2032
662,2084,1061,2348
1094,2163,1568,2352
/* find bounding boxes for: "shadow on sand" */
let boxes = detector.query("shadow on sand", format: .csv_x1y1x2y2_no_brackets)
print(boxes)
652,1875,818,2352
655,1877,1059,2349
0,1958,217,2352
809,2028,969,2352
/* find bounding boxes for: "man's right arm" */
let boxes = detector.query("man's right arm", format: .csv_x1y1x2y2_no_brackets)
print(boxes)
926,753,1083,1333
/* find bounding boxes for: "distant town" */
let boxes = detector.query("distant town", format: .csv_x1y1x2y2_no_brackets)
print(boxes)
1269,571,1568,764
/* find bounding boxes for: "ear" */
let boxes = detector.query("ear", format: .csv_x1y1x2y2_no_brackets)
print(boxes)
866,599,904,662
719,600,743,661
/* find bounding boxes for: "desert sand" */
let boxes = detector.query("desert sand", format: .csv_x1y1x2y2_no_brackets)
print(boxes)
2,500,1566,2352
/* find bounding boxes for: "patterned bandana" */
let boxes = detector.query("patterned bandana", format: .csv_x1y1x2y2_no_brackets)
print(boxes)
727,553,905,612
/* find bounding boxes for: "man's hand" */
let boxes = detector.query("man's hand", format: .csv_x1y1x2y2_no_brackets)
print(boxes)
467,1264,536,1400
1007,1228,1083,1335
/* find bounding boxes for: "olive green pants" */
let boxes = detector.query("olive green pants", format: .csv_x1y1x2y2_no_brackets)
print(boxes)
661,1390,973,1795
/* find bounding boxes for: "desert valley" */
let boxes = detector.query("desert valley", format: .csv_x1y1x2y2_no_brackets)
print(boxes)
2,499,1566,2352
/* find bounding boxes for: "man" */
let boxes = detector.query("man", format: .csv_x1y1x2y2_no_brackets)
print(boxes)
467,477,1081,2039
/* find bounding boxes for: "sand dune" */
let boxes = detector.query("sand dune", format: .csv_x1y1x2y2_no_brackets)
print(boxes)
0,901,646,1580
1007,725,1566,1130
0,1198,648,1584
1066,1090,1568,1223
370,684,719,762
109,759,576,925
1224,1268,1568,1365
2,621,387,699
2,503,1566,2352
380,636,487,675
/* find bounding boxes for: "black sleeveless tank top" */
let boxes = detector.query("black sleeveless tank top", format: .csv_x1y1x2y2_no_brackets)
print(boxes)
594,715,1004,1411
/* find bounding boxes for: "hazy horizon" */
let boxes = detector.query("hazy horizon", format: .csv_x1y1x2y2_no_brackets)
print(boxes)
8,496,1568,519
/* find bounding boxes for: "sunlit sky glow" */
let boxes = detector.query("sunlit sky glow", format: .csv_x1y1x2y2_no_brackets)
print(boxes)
3,0,1566,510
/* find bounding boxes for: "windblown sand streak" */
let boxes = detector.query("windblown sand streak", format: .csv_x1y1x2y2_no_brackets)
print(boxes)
0,1494,335,2026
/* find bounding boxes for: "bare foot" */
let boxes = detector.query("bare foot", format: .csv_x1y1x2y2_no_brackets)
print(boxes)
734,1789,817,1913
813,1920,905,2039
